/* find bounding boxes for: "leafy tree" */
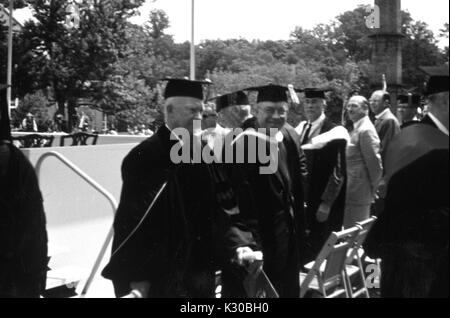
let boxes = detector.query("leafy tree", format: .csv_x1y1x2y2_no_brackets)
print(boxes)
440,23,449,62
14,0,145,130
11,90,52,131
403,21,445,88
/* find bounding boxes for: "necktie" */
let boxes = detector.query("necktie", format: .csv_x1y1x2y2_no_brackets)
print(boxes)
301,122,312,145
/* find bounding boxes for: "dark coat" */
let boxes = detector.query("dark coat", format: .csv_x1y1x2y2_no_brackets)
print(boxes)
303,119,347,261
0,144,48,298
224,120,307,297
101,125,237,298
374,109,401,165
365,119,449,298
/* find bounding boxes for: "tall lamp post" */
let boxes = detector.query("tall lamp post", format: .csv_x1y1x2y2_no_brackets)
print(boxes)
7,0,13,116
190,0,195,80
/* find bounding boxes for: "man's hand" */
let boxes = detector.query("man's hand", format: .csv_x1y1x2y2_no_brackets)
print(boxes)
129,281,151,298
316,202,331,223
235,247,263,266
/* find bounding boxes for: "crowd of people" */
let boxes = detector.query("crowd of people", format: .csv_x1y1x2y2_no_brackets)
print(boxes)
0,65,448,298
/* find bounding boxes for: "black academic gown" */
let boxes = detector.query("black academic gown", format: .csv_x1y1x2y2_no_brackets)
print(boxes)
302,119,347,262
223,119,307,298
365,118,449,298
101,125,237,298
0,144,48,298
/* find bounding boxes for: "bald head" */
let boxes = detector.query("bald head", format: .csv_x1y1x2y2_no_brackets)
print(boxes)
370,90,391,115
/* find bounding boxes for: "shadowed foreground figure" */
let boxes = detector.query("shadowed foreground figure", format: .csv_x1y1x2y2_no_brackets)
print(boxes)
0,85,48,298
365,66,449,298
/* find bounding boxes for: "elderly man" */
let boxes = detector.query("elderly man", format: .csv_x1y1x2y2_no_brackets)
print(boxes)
102,79,252,298
344,96,383,228
295,88,348,260
201,103,230,157
396,93,421,128
0,85,48,298
224,84,307,297
214,91,253,129
369,90,400,165
366,66,449,298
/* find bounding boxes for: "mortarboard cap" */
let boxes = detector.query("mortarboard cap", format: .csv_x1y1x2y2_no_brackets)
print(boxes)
420,66,449,96
162,78,212,100
301,88,331,99
0,84,12,142
209,91,249,112
245,84,293,103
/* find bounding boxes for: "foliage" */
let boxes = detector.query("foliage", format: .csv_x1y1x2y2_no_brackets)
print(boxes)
1,3,447,130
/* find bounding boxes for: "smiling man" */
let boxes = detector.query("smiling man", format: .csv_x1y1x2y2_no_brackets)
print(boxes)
223,84,308,298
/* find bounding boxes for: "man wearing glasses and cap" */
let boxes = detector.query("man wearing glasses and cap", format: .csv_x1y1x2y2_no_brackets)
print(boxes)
223,84,308,298
212,91,254,130
396,93,421,128
365,66,449,298
0,84,48,298
102,79,254,298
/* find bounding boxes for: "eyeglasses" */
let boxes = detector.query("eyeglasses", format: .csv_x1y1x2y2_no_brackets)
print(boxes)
263,107,287,115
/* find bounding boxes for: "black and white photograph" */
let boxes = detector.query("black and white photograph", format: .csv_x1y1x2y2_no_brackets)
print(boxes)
0,0,448,302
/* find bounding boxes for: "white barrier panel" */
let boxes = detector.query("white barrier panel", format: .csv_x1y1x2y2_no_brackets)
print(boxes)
22,144,138,297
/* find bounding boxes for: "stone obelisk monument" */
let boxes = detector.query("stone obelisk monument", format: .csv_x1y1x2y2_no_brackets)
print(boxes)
369,0,404,108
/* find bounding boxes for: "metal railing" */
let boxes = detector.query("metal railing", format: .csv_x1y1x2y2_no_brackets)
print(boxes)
35,151,117,298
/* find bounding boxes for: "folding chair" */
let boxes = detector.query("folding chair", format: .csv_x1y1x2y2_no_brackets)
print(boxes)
300,226,360,298
60,132,98,146
12,134,55,148
344,216,378,298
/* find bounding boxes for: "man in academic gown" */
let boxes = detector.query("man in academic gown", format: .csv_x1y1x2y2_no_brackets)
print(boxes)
222,85,308,298
102,79,252,298
0,84,48,298
365,66,449,298
396,93,421,129
295,88,348,261
213,90,254,129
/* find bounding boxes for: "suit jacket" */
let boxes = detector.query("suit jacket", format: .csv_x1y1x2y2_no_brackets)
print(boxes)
346,116,383,206
102,125,239,298
374,108,401,165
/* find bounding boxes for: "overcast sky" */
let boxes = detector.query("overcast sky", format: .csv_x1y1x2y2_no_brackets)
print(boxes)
14,0,449,47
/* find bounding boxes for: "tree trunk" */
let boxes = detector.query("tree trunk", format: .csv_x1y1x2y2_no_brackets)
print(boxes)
67,97,78,133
